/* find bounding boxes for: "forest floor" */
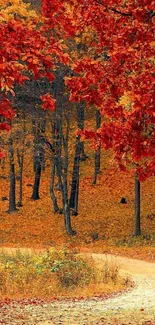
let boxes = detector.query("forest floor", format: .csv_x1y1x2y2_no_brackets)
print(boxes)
0,250,155,325
0,152,155,262
0,149,155,323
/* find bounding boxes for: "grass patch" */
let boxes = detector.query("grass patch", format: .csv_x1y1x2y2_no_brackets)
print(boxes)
115,232,155,247
0,248,131,300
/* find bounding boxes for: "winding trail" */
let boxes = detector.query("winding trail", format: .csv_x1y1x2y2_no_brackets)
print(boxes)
0,248,155,324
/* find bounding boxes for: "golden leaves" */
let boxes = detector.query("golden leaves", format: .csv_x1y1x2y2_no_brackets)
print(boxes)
0,0,39,23
119,92,132,108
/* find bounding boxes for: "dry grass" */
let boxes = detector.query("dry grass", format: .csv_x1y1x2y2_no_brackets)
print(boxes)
0,248,130,300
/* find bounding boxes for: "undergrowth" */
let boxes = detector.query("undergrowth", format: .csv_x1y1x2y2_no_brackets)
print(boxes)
115,232,155,247
0,248,131,300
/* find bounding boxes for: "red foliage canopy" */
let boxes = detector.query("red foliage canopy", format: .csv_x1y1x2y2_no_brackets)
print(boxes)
0,10,68,157
1,0,154,179
64,0,155,180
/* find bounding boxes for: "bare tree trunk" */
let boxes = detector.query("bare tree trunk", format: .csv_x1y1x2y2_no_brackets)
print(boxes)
46,70,63,214
8,135,17,212
17,149,24,207
42,137,60,212
31,113,44,200
62,135,76,235
32,117,37,173
31,153,42,200
39,112,46,171
135,174,141,236
16,116,26,207
50,159,60,212
49,68,76,235
77,103,87,161
0,137,5,170
52,70,63,191
69,135,81,215
69,103,88,216
93,110,101,184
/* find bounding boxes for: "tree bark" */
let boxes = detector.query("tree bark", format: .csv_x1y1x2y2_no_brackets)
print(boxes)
135,174,141,236
49,68,76,235
50,159,60,213
16,116,26,207
62,137,76,235
39,113,46,171
69,103,88,215
32,117,37,173
93,110,101,184
52,70,63,190
31,115,43,200
69,136,81,215
77,103,87,161
17,149,24,207
8,135,17,212
31,153,42,200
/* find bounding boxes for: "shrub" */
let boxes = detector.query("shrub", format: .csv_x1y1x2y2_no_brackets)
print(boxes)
0,248,94,298
94,258,119,285
0,248,130,299
51,257,93,288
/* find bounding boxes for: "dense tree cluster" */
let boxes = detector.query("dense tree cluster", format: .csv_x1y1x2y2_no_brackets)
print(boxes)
0,0,154,236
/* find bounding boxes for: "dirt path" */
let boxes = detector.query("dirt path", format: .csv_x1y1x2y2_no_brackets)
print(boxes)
0,248,155,325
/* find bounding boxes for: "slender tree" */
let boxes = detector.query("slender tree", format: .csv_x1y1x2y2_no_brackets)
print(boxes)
62,117,76,235
77,103,87,161
93,109,101,185
31,134,42,200
16,116,26,207
69,102,87,216
135,174,141,236
69,135,81,216
8,133,16,212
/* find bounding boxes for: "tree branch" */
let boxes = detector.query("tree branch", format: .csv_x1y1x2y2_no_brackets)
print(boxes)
94,0,155,20
42,137,55,153
94,0,132,17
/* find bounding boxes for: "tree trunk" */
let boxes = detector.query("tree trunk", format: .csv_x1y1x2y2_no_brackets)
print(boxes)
39,113,46,171
62,139,76,235
77,103,87,161
52,70,63,190
0,137,5,169
63,172,76,235
50,159,60,212
8,135,16,212
18,167,23,207
31,115,43,200
17,150,24,207
31,153,42,200
50,68,76,235
32,117,37,173
69,136,81,215
135,174,141,236
16,117,26,207
93,110,101,184
69,103,88,215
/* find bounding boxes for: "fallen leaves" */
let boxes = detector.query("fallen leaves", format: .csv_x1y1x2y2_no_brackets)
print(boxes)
0,148,155,263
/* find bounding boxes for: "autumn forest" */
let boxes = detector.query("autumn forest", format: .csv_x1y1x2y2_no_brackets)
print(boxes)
0,0,155,324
